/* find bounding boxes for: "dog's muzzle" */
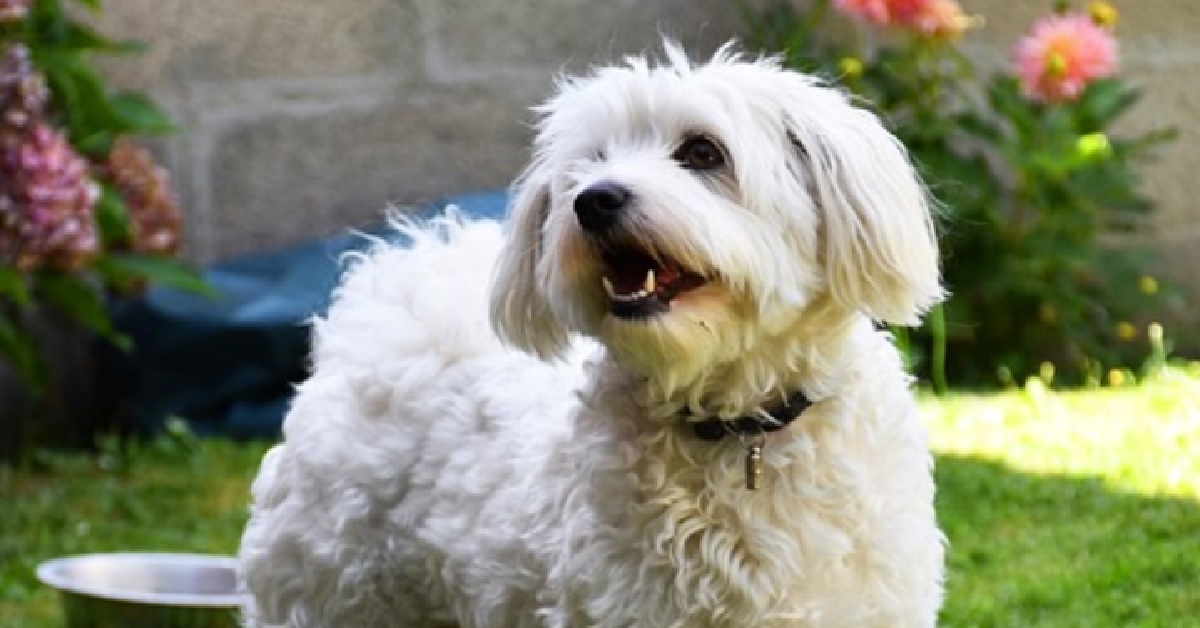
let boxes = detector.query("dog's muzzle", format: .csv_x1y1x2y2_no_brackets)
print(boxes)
573,183,709,320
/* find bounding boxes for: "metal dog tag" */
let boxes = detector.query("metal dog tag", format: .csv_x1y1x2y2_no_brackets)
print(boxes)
744,443,763,490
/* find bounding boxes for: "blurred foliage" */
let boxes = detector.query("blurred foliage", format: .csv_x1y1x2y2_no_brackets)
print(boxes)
1,0,207,397
741,0,1180,387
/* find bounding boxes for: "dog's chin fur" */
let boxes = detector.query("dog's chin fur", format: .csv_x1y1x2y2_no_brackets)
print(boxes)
239,42,947,627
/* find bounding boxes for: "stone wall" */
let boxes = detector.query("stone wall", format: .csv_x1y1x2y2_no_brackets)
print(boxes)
90,0,743,261
91,0,1199,300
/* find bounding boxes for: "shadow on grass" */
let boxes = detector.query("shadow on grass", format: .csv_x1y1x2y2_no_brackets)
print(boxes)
935,454,1200,628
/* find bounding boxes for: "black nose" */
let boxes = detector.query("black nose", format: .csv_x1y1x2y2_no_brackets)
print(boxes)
574,182,631,233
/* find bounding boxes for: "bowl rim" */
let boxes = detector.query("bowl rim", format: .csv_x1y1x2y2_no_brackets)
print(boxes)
35,552,245,608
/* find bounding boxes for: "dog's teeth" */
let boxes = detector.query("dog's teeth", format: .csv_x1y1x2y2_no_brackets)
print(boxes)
611,291,649,303
601,276,616,297
602,275,657,303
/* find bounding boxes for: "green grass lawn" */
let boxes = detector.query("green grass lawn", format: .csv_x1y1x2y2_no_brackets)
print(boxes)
2,366,1198,628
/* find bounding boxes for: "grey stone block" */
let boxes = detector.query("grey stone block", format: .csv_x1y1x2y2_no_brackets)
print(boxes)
202,89,533,260
420,0,743,81
90,0,422,87
1113,70,1200,235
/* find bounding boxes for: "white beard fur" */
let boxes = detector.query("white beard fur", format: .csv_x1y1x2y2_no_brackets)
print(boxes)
239,42,946,628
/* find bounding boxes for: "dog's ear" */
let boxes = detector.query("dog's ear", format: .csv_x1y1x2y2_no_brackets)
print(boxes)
785,91,945,325
489,166,572,359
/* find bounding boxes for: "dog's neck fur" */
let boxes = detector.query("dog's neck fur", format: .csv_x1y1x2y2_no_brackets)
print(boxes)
574,308,896,622
614,300,862,427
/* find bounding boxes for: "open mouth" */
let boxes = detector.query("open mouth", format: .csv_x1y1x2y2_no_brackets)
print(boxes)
598,245,707,319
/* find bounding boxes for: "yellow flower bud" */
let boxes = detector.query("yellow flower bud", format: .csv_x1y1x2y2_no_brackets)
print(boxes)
1115,321,1137,341
1089,1,1118,29
1046,52,1068,77
1076,132,1112,159
1106,368,1126,387
1039,361,1056,384
1148,322,1164,343
1139,275,1159,295
839,57,863,80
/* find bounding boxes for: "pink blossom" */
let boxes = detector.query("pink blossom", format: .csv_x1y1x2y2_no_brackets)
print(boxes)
879,0,934,26
0,123,100,271
836,0,970,38
835,0,895,26
0,0,30,24
1015,13,1118,103
911,0,972,39
835,0,929,27
96,139,183,257
0,44,47,128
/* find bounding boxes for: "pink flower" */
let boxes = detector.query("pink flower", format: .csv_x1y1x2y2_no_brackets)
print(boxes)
836,0,971,39
0,123,100,271
95,139,183,257
0,44,47,129
1015,13,1118,103
835,0,895,26
0,0,30,24
911,0,972,40
879,0,934,26
836,0,930,27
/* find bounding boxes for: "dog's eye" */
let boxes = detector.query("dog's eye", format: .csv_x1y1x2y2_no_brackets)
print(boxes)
673,136,725,171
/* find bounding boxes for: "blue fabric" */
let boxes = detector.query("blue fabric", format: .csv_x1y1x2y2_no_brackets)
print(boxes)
108,190,510,438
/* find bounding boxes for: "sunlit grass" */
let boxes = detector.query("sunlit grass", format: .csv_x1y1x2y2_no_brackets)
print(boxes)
926,364,1200,498
1,367,1198,627
926,364,1200,627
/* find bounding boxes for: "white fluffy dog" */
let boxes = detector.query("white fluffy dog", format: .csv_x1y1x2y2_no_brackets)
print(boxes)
239,43,946,627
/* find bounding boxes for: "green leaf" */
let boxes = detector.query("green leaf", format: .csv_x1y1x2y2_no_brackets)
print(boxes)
33,51,171,150
28,0,68,39
27,1,135,54
48,21,142,54
33,273,131,350
108,91,176,134
0,312,47,393
1077,79,1139,130
93,184,133,246
0,266,33,307
95,255,215,297
954,112,1002,143
34,50,115,147
1116,127,1180,158
75,130,116,155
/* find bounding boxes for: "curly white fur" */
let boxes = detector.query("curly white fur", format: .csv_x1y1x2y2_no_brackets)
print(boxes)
239,43,946,627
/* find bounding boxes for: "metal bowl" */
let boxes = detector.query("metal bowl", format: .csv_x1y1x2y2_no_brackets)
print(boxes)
36,553,244,628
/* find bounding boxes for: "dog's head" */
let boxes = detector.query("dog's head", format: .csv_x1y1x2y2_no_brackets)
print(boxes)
491,43,943,378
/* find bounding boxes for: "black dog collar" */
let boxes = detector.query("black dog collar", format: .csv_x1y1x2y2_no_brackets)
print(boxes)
687,390,813,442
